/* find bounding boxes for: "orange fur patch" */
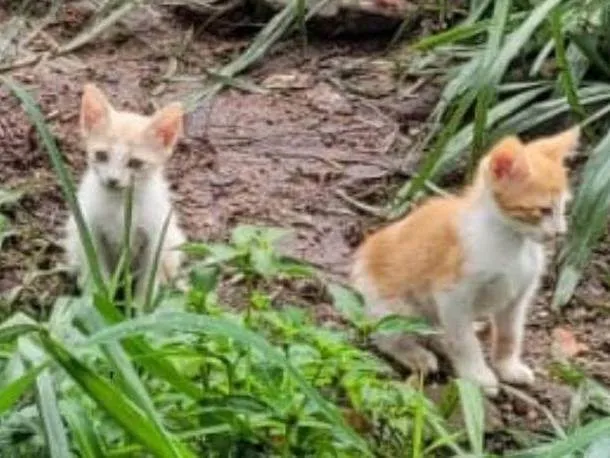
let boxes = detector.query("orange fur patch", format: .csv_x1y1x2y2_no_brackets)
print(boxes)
357,196,465,300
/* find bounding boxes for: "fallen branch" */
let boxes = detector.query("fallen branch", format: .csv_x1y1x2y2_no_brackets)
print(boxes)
334,189,387,218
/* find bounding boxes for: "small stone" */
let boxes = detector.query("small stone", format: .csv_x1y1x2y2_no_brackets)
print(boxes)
513,398,529,416
526,409,539,421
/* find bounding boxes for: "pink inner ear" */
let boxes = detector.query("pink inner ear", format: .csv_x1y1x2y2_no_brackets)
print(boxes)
154,120,178,148
151,106,182,148
82,103,104,131
491,151,515,180
81,88,108,132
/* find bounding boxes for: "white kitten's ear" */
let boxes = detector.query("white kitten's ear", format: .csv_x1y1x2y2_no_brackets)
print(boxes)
80,84,112,135
529,126,580,162
147,102,183,154
488,136,529,182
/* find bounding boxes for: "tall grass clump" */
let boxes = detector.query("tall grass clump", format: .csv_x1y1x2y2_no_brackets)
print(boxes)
392,0,610,307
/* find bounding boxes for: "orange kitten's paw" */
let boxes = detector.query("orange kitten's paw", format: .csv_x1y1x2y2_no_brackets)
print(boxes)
404,346,439,375
495,360,535,386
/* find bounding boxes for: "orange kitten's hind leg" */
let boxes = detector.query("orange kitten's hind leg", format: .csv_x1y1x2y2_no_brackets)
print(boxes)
373,334,438,375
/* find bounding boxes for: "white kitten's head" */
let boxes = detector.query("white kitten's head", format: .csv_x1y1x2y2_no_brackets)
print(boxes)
80,83,183,190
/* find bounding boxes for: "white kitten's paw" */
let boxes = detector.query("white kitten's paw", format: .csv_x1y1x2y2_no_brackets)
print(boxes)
459,365,500,397
495,359,535,386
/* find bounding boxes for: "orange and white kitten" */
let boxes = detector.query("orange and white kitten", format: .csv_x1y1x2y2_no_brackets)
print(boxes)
352,127,579,396
65,84,186,304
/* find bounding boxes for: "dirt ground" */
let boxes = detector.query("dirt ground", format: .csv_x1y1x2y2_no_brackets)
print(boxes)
0,2,608,450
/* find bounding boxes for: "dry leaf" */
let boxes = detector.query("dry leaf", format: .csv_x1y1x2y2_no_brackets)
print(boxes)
552,326,589,358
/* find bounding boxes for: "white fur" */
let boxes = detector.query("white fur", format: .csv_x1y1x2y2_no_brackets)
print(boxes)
65,167,185,304
439,188,545,395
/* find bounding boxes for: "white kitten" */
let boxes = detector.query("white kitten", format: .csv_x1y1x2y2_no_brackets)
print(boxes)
64,84,186,304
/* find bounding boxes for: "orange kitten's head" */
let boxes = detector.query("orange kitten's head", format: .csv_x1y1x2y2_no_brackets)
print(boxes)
480,127,579,242
80,84,183,190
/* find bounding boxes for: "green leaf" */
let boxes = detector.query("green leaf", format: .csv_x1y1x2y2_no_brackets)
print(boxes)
250,247,277,278
0,188,23,208
585,438,610,458
373,315,436,336
182,243,239,263
456,379,485,456
231,225,262,247
86,311,372,455
328,283,365,326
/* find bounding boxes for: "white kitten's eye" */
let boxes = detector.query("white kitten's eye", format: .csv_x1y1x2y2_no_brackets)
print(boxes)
94,150,108,162
127,158,144,170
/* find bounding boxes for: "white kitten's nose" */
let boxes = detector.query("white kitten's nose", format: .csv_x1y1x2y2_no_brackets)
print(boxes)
106,178,120,189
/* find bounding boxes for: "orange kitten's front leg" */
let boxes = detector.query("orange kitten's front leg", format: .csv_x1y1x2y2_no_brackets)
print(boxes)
491,282,538,386
435,286,500,397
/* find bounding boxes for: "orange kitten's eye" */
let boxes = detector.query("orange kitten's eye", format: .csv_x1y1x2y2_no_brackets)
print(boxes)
127,158,143,169
94,150,108,162
540,206,553,216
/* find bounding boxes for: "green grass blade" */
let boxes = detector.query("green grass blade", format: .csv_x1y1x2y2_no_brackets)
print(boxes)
510,418,610,458
86,311,372,455
496,84,610,134
1,77,107,295
554,129,610,307
570,32,610,79
122,184,135,312
62,400,105,458
184,0,300,110
84,294,202,400
411,18,491,51
398,88,478,205
36,369,72,458
144,210,172,311
0,363,47,414
550,8,586,121
77,301,198,455
456,379,484,456
38,332,195,458
492,0,563,82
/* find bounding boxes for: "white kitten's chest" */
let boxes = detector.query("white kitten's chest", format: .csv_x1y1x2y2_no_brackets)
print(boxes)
78,170,171,256
460,207,545,314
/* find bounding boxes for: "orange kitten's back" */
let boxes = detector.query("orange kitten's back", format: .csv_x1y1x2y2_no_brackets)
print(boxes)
353,195,466,303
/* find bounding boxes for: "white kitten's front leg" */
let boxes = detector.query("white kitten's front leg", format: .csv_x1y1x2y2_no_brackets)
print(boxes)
435,286,499,396
491,280,538,387
65,216,111,290
134,220,185,307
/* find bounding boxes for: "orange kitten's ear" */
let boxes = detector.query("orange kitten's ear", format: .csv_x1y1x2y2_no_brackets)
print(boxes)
80,84,111,135
147,102,183,154
528,126,580,162
488,137,528,182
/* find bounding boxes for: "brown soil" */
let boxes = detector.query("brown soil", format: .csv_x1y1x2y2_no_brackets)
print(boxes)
0,2,608,452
